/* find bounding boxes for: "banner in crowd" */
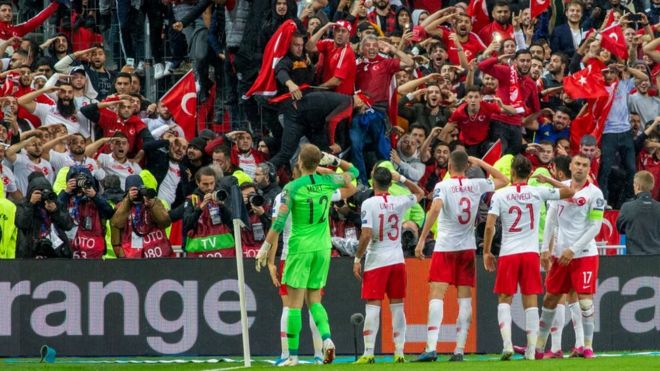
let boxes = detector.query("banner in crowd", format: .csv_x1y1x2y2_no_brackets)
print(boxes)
0,256,657,356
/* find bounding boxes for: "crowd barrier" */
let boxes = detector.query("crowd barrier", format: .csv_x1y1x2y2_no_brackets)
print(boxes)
0,256,657,357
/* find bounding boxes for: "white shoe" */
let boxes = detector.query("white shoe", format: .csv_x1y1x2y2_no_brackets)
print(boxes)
154,63,165,80
322,339,335,364
277,357,299,366
163,61,174,77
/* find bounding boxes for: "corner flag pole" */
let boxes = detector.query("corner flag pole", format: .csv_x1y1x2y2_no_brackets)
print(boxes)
233,217,252,367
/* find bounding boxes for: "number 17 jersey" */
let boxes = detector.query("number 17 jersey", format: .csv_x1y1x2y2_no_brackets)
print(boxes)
433,178,495,252
281,173,346,255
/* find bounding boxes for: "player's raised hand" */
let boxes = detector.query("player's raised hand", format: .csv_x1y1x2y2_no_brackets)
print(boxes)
255,241,271,272
319,151,341,167
483,252,497,272
558,249,574,266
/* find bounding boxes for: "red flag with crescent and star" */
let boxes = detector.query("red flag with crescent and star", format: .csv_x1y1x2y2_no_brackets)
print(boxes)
563,59,609,99
599,24,629,60
530,0,551,18
160,70,197,140
466,0,490,33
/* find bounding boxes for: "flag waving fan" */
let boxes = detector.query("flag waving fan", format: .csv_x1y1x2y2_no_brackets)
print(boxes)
563,59,609,100
599,24,629,60
467,0,490,32
160,70,197,140
244,19,299,98
530,0,551,18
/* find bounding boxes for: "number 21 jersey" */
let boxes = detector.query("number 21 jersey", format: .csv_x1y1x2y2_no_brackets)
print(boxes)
433,178,494,252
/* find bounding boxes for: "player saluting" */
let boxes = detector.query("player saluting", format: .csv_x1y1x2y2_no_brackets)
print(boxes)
257,144,358,366
482,156,574,360
414,151,508,362
352,167,425,364
534,154,605,359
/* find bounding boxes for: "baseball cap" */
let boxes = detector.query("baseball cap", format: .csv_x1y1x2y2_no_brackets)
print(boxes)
357,21,376,34
580,134,597,146
70,66,86,75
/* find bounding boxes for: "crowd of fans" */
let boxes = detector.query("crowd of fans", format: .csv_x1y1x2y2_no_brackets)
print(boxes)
0,0,658,259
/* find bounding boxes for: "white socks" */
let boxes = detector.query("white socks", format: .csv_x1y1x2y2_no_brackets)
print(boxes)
425,299,443,352
363,304,381,357
309,310,323,358
580,300,595,349
550,304,565,352
390,303,406,356
536,307,556,352
280,307,289,359
525,307,540,358
497,303,512,351
455,298,471,355
569,302,584,348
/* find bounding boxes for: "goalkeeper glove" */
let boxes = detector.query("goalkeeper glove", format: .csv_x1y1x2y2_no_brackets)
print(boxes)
319,152,341,167
255,241,272,272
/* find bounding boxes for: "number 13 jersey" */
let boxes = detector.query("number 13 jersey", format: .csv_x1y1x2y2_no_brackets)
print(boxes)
433,178,495,252
361,194,418,271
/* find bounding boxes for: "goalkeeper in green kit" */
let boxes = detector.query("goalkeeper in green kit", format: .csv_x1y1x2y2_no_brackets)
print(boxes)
257,144,358,366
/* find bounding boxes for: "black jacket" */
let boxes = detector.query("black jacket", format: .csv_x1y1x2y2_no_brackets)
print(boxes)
15,175,74,258
144,139,186,209
616,192,660,255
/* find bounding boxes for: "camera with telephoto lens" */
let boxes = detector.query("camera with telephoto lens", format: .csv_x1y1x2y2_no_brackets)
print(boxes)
76,173,94,190
139,186,157,199
212,189,229,202
248,193,265,207
40,189,58,203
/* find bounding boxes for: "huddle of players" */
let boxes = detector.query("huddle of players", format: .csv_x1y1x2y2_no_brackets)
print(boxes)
257,143,605,365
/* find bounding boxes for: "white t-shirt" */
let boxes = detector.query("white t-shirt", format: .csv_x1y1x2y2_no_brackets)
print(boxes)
33,102,87,137
489,184,560,257
49,150,76,175
158,161,181,207
361,194,417,271
432,177,495,252
70,156,106,181
0,164,18,194
237,152,257,179
74,96,97,139
546,181,605,259
97,153,142,190
12,153,54,195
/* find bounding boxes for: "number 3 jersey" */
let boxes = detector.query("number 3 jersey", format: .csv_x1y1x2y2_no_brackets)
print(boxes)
361,194,418,271
488,184,560,257
433,178,495,252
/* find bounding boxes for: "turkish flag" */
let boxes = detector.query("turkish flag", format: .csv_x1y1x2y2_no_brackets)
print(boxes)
530,0,551,18
563,60,609,99
482,139,502,166
467,0,490,33
599,24,629,60
596,210,621,254
244,19,298,98
160,70,197,140
569,84,617,153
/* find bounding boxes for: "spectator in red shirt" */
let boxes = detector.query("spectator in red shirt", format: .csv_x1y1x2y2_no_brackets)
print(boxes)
418,138,450,194
478,49,541,155
578,134,601,185
442,86,516,157
477,0,514,45
80,97,154,157
367,0,397,35
0,0,61,42
227,130,266,179
524,141,555,170
424,11,486,66
306,20,356,95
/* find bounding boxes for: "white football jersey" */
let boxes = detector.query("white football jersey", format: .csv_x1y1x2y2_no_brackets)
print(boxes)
433,177,495,252
13,153,54,196
547,181,605,258
489,184,560,257
361,194,417,271
97,153,142,190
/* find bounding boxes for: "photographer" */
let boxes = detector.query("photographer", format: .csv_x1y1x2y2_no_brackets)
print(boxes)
239,182,271,257
59,167,114,259
110,175,173,259
183,166,235,258
15,173,74,259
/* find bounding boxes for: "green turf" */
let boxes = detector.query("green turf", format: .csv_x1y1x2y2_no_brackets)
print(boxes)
2,354,659,370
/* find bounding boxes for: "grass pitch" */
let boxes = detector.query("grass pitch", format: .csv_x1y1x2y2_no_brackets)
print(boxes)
2,353,659,370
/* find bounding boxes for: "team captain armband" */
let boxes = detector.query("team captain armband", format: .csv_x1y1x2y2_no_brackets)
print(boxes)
588,197,606,221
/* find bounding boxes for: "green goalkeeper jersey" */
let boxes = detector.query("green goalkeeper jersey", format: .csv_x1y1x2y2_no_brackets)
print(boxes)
278,173,346,255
